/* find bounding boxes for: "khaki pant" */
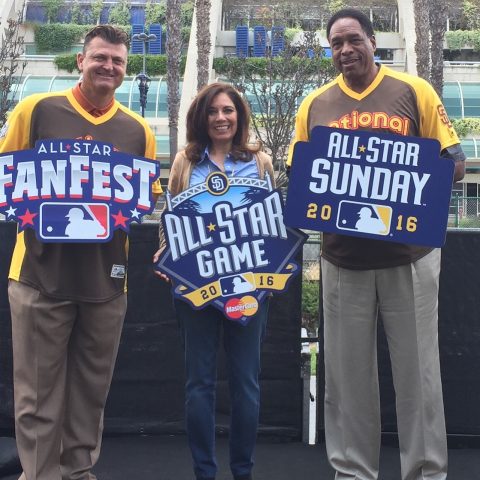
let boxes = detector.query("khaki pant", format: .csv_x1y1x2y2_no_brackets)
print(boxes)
322,249,447,480
9,280,127,480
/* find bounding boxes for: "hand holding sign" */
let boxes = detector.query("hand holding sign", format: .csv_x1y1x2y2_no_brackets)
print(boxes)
285,126,454,247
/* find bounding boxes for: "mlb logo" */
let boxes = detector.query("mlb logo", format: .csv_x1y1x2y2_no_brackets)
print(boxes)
219,273,256,297
39,202,110,241
337,200,392,236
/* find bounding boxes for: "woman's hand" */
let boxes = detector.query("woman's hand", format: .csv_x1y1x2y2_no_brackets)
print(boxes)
153,249,170,282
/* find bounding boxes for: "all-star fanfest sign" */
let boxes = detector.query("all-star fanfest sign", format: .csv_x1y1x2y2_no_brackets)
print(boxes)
156,172,307,325
0,139,159,242
285,126,455,247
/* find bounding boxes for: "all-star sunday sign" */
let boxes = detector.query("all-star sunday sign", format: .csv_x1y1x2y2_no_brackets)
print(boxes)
0,139,159,242
285,126,455,247
156,172,307,325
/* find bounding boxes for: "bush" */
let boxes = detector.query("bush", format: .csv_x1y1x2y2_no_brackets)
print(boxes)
302,280,319,334
451,117,480,138
213,56,333,78
34,23,91,53
445,30,480,51
54,53,187,75
457,216,480,228
54,54,79,72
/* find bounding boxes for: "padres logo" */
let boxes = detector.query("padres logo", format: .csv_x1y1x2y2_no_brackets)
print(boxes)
206,171,230,196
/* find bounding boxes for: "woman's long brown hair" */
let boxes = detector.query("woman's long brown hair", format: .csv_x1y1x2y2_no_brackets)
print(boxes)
185,82,260,163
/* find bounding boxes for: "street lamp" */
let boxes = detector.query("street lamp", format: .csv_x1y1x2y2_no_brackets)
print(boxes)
132,32,157,117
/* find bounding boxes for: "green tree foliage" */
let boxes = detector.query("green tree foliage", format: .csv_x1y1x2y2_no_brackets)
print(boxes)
69,0,82,24
108,0,131,26
41,0,64,23
90,0,104,25
145,0,167,27
326,0,346,13
181,1,194,26
462,0,480,30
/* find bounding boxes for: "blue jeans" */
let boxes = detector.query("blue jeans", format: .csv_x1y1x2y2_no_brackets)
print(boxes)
175,300,269,480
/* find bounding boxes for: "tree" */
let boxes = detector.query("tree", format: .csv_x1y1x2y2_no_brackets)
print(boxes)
414,0,430,80
429,0,447,97
41,0,64,23
108,0,131,26
181,1,194,26
69,0,82,24
326,0,347,14
0,7,26,128
222,33,336,186
462,0,480,30
195,0,211,90
166,0,182,163
145,0,167,27
90,0,104,25
414,0,447,97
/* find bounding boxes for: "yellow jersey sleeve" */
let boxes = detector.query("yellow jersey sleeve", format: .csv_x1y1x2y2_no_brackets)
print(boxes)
394,73,461,151
0,95,41,153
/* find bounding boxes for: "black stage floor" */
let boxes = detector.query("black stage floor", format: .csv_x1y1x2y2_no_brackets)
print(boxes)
2,435,479,480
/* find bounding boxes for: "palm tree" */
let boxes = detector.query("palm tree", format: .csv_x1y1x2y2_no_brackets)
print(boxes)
195,0,211,91
414,0,447,98
166,0,182,163
429,0,447,97
414,0,430,80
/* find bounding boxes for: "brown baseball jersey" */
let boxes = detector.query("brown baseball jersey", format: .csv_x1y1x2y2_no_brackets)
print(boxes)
0,89,162,301
287,65,461,269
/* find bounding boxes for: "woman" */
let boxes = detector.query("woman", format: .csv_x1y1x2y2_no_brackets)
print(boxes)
154,82,274,480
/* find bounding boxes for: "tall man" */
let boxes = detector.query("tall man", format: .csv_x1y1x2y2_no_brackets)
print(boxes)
287,9,465,480
0,25,162,480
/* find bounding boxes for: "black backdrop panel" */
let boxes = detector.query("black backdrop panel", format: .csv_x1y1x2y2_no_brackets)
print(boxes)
3,224,480,438
438,232,480,436
316,231,480,437
0,222,16,432
0,222,302,439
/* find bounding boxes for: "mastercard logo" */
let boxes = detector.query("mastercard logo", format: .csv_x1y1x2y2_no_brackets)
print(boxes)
224,295,259,320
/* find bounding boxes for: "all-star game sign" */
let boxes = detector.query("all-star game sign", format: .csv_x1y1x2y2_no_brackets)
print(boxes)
285,126,455,247
0,139,159,242
156,172,307,325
